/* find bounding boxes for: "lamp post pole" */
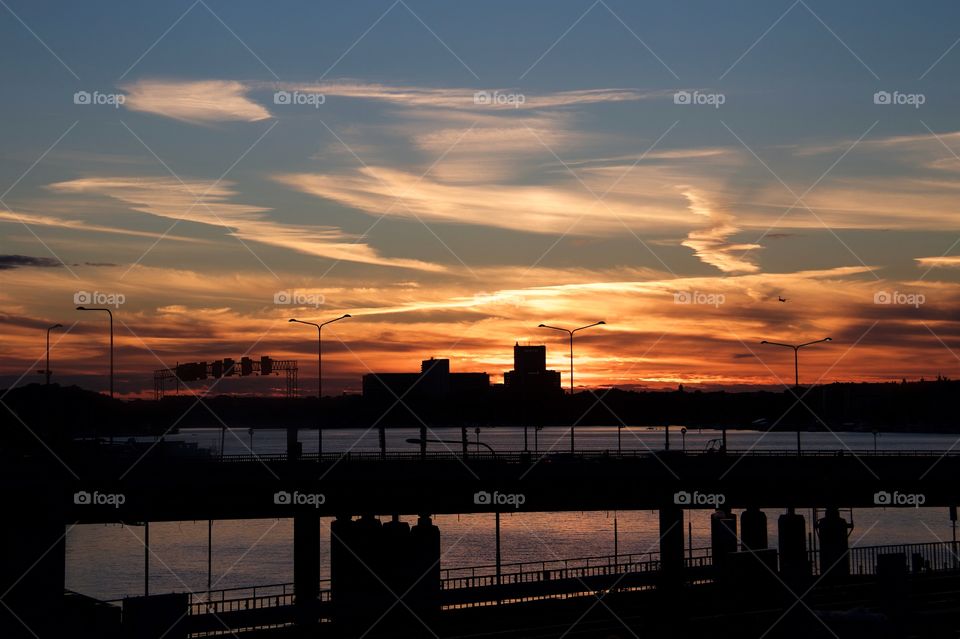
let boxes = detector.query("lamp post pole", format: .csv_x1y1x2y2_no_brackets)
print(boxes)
76,307,113,397
45,323,63,385
290,314,351,456
538,321,606,453
760,337,832,454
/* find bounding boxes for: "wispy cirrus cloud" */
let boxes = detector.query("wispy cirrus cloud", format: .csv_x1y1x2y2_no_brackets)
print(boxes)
47,176,443,272
271,81,669,110
274,166,692,236
679,189,761,274
122,79,272,123
916,255,960,269
0,208,209,243
119,78,667,125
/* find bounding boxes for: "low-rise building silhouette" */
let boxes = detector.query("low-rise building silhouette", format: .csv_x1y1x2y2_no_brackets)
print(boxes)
363,358,490,402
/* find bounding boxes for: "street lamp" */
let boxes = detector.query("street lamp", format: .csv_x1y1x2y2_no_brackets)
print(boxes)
76,307,113,397
538,320,606,452
289,314,351,400
759,337,832,454
289,314,351,458
43,323,63,385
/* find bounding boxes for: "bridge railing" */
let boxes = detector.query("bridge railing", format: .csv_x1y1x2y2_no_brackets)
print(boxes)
440,547,713,590
187,581,331,616
815,541,960,576
204,448,960,464
170,540,960,622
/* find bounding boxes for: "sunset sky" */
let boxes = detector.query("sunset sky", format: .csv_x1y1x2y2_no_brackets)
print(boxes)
2,1,960,397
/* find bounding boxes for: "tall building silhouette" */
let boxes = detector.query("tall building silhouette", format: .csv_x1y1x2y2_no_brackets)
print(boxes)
504,343,562,396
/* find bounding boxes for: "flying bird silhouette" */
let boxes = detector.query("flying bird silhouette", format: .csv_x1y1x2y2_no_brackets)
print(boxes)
778,296,789,303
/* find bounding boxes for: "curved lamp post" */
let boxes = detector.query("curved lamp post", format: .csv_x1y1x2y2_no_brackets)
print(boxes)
77,307,113,397
537,320,606,452
289,314,351,458
760,337,832,454
289,314,351,400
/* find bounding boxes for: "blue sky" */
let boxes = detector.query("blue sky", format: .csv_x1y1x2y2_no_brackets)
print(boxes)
3,0,960,395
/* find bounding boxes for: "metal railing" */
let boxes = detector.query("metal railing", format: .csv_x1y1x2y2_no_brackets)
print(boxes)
187,581,330,616
823,541,960,576
206,448,960,464
440,548,713,590
103,540,960,623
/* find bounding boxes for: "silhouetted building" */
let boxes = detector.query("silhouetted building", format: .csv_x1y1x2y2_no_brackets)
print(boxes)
362,373,420,402
504,343,562,396
363,357,489,403
514,344,547,374
419,358,451,396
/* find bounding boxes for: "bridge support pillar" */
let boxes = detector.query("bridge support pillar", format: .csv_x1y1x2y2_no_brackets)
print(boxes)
778,508,810,580
293,513,320,627
1,489,66,637
741,507,768,551
410,515,441,616
816,507,851,581
658,506,684,585
711,508,738,576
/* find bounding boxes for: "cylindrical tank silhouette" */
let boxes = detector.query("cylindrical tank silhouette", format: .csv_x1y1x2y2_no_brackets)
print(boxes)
330,515,358,613
778,508,809,578
409,514,441,614
711,509,738,574
817,507,851,580
354,514,387,613
292,513,320,627
382,515,412,596
740,507,768,552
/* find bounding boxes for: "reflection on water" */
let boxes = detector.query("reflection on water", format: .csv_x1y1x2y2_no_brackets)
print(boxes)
66,427,960,600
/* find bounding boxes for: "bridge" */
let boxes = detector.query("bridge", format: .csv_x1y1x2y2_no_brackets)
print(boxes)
4,444,960,637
